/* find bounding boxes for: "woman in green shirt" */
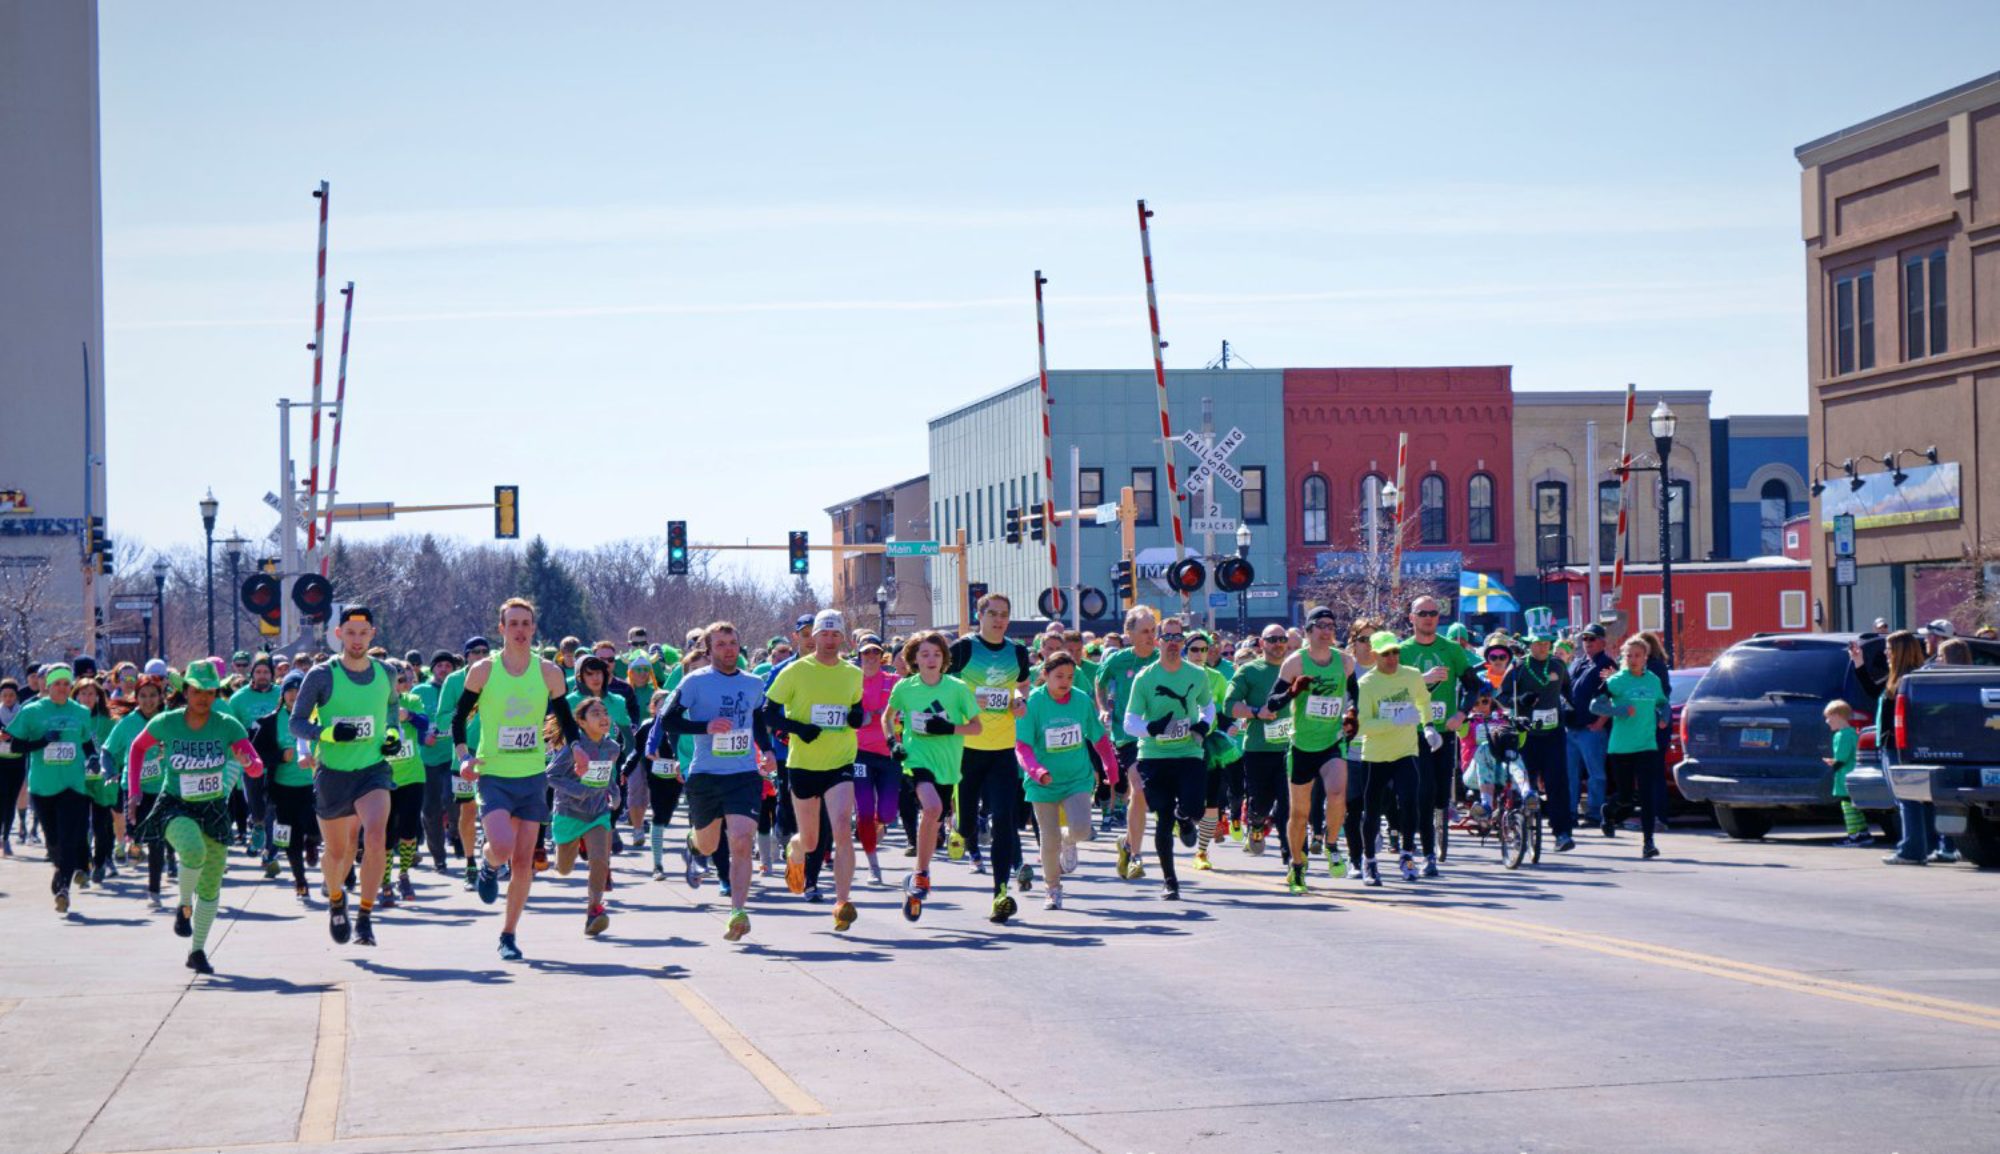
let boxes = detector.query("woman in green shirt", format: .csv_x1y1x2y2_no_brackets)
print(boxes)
5,664,97,913
882,632,981,923
74,677,120,885
1017,653,1119,911
105,677,170,906
1589,635,1669,859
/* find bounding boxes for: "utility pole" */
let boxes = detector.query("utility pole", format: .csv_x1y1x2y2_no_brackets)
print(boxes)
1202,396,1217,632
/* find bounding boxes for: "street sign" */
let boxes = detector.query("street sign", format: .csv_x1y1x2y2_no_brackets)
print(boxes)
886,614,918,628
1246,585,1283,600
1092,503,1120,524
1177,426,1249,495
1833,513,1855,557
112,597,154,612
884,540,938,557
1835,556,1857,587
1189,517,1236,535
105,634,143,646
1207,592,1231,608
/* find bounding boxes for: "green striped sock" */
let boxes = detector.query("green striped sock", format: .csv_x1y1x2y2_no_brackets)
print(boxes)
190,895,219,952
650,824,664,869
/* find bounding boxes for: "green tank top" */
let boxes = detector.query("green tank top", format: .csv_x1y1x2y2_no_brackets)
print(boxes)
1289,648,1348,753
318,659,392,772
388,691,425,787
477,653,549,779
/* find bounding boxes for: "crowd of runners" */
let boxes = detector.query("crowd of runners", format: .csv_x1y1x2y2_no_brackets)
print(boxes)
0,591,1677,975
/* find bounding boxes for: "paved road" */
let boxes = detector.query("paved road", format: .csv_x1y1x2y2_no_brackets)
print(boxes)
3,818,1997,1154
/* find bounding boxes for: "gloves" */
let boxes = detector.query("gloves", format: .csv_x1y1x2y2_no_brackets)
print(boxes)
330,721,364,743
1190,719,1211,738
1146,715,1172,737
381,730,405,758
847,703,867,728
889,740,907,764
1424,727,1443,753
792,721,823,745
922,715,956,736
1341,711,1359,740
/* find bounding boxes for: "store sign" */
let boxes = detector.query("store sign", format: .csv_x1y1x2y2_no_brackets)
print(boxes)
1312,550,1462,582
0,517,84,537
1819,462,1960,531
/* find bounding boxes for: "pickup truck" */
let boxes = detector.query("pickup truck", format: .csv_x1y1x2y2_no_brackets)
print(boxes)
1888,665,2000,866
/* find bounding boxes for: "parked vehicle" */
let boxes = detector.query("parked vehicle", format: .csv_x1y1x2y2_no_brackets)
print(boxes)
1674,634,1878,839
1665,665,1709,813
1887,664,2000,866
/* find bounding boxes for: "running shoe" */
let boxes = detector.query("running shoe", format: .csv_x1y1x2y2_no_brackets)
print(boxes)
785,836,806,894
1116,843,1132,878
685,833,706,889
54,889,69,915
1328,851,1349,879
75,869,90,891
719,878,733,898
1308,834,1325,856
174,905,192,938
1364,861,1383,887
376,887,398,910
148,892,164,911
1044,884,1063,911
947,832,966,861
1422,855,1439,879
1246,835,1266,857
724,910,751,941
1060,842,1078,874
398,873,416,901
1399,855,1419,883
1642,840,1661,860
294,884,309,901
1126,851,1146,880
970,852,987,875
497,933,523,962
1932,846,1963,864
91,862,105,886
532,844,550,873
1161,881,1181,901
475,865,499,905
868,861,885,888
185,949,213,976
585,904,610,937
105,860,120,878
263,858,281,880
833,901,858,932
464,861,478,890
989,888,1017,924
1218,816,1234,842
1555,836,1576,853
1193,850,1212,871
354,910,376,947
1287,864,1307,895
1178,820,1197,849
328,896,352,944
1015,863,1034,893
651,866,666,881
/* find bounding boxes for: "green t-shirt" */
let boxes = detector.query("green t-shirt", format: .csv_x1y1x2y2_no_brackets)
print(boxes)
144,708,251,803
1128,660,1214,761
1097,646,1157,746
1020,685,1105,803
1399,635,1472,728
1356,665,1431,764
84,712,117,805
7,697,94,798
1074,659,1101,698
226,684,281,733
389,691,428,787
1603,669,1667,756
272,704,313,787
887,674,977,785
568,689,634,757
1226,658,1286,753
1830,725,1858,795
106,708,165,795
768,656,863,772
437,667,478,756
411,683,452,767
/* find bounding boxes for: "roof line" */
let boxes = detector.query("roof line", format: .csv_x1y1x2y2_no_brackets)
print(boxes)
1795,68,2000,165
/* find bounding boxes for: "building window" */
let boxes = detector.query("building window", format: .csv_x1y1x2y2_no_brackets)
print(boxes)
1079,467,1103,511
1598,481,1622,565
1419,474,1447,544
1132,468,1156,526
1468,473,1496,543
1780,590,1808,630
1302,475,1329,545
1759,478,1792,556
1668,479,1692,561
1637,593,1663,633
1834,268,1875,374
1707,592,1733,632
1534,481,1568,568
1241,466,1266,524
1904,248,1947,360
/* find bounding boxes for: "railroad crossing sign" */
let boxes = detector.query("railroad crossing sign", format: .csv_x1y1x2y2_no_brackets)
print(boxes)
1177,427,1247,494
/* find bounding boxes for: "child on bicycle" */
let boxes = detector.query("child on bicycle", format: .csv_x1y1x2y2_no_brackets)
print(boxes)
1459,691,1512,817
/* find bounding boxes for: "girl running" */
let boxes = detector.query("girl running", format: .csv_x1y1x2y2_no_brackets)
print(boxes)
883,631,980,922
853,642,901,887
547,697,621,937
104,675,169,906
1017,653,1118,911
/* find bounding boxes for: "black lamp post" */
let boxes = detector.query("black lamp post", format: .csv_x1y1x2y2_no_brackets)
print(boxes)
1649,401,1679,666
1235,523,1252,634
223,530,248,656
199,490,219,656
152,558,170,660
874,582,889,640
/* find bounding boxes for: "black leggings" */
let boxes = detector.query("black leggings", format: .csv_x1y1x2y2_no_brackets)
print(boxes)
90,800,115,869
1359,757,1419,862
959,748,1022,894
0,756,23,841
1414,738,1456,858
646,770,684,828
270,782,318,888
1241,750,1286,831
1138,756,1204,886
421,764,455,869
33,791,90,893
1605,749,1660,838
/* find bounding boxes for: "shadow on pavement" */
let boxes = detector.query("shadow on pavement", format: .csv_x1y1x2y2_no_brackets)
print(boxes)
195,973,337,995
347,958,516,984
523,957,683,978
738,943,893,964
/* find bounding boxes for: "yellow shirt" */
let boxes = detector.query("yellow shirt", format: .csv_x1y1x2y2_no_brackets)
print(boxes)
767,656,863,771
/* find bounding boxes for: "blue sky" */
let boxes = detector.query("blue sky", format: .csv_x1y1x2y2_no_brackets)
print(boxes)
100,1,2000,566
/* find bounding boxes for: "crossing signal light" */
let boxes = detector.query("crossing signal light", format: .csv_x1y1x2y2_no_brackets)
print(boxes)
1112,559,1135,602
1028,506,1047,543
667,521,689,576
967,581,989,622
788,531,809,575
290,573,334,622
1166,558,1207,594
86,517,112,575
1003,507,1023,545
1215,556,1255,593
241,574,284,629
494,485,519,539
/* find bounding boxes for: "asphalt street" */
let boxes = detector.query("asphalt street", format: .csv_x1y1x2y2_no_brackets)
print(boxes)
2,816,1996,1154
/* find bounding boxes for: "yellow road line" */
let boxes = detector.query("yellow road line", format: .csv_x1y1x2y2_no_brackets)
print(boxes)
297,984,349,1144
0,998,18,1022
659,979,824,1116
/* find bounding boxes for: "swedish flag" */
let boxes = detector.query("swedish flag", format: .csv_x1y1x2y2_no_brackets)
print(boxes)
1458,571,1520,614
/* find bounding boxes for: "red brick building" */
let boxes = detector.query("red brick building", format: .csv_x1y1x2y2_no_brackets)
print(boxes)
1282,367,1516,600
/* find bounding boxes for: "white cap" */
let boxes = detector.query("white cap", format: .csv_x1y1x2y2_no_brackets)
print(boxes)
812,609,846,636
1922,618,1956,638
144,658,169,678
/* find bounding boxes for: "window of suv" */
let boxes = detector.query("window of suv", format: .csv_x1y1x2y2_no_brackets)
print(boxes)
1694,640,1871,713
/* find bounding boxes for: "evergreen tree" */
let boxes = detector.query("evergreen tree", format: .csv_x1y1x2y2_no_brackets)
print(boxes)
518,535,594,643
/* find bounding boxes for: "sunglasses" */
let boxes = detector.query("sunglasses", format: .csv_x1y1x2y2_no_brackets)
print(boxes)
1261,635,1286,644
1160,633,1186,642
1186,645,1209,654
1413,610,1440,618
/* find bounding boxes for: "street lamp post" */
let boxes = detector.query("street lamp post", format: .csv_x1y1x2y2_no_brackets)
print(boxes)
873,583,889,640
1235,523,1252,635
1374,481,1399,618
223,531,248,656
1649,401,1679,666
199,490,219,657
152,558,170,660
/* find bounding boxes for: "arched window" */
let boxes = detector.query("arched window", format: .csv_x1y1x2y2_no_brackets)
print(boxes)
1359,473,1387,538
1468,474,1496,543
1759,478,1792,555
1419,474,1447,544
1302,475,1329,545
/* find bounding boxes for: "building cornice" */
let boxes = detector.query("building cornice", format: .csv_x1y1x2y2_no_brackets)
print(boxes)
1795,70,2000,168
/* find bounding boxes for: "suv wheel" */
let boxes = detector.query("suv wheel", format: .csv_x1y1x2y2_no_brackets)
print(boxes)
1953,813,2000,868
1715,805,1773,840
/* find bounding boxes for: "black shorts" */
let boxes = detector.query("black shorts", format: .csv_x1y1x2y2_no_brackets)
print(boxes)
1204,764,1227,809
314,764,393,820
687,772,762,828
788,765,855,801
1289,745,1343,787
1114,742,1138,796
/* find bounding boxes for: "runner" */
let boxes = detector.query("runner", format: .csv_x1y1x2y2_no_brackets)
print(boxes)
852,641,901,887
412,651,460,875
381,661,432,906
436,636,489,888
947,594,1034,913
225,655,281,864
1017,652,1118,910
4,663,96,913
1184,631,1239,870
1096,606,1159,878
125,662,264,974
765,610,866,931
452,598,582,961
1121,617,1215,900
290,606,404,948
1264,607,1358,893
547,696,621,936
1225,625,1292,862
74,676,118,885
103,675,170,906
0,679,23,857
1399,596,1476,877
883,631,980,921
652,622,775,942
1354,630,1440,885
252,671,319,897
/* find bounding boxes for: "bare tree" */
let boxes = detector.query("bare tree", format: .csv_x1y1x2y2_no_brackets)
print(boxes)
0,560,82,676
1294,509,1452,630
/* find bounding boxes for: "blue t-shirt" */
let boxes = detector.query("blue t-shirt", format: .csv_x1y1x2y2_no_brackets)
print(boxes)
657,666,767,776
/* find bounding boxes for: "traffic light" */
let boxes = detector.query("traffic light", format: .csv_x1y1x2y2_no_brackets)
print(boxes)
1215,556,1255,593
1166,558,1207,594
291,573,334,622
788,531,809,575
967,581,989,622
85,517,112,575
1112,559,1135,603
1028,506,1047,543
1003,507,1023,545
98,539,113,576
667,521,689,576
494,485,519,539
241,574,283,630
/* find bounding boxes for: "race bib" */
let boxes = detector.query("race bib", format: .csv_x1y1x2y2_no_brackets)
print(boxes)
1044,723,1084,752
274,822,293,848
712,730,751,756
139,758,164,784
1305,695,1345,720
496,725,538,752
1264,717,1293,743
975,687,1012,712
331,716,376,740
45,741,78,764
581,759,615,787
451,775,475,798
1377,701,1419,726
1429,701,1448,722
1532,708,1559,729
179,770,225,802
809,704,849,729
651,758,683,778
1161,719,1191,742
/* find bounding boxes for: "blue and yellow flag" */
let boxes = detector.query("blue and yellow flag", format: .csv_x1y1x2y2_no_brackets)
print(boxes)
1458,571,1520,614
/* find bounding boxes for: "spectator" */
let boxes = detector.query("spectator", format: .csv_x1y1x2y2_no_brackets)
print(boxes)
1566,623,1614,825
1880,630,1938,866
